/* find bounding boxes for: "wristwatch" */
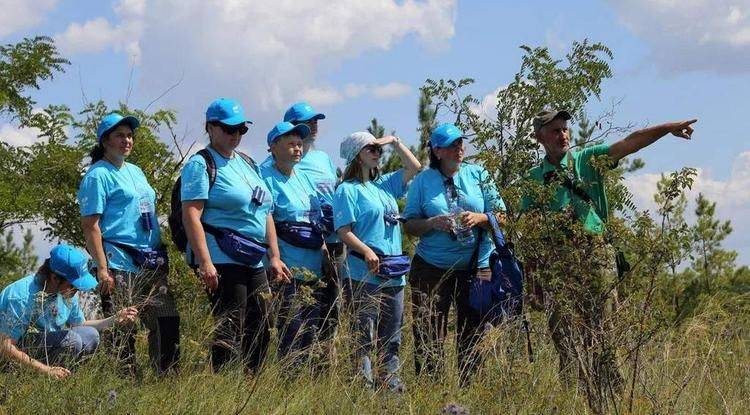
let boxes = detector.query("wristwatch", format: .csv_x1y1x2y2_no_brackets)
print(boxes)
392,136,401,145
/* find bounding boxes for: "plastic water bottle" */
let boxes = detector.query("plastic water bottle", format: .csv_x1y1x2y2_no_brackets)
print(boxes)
139,198,153,231
450,204,475,246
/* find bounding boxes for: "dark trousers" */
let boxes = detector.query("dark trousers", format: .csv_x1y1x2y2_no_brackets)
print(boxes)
209,263,272,372
409,255,484,384
319,242,344,341
101,266,180,375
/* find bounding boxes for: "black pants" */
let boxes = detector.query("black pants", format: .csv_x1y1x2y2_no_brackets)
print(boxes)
101,266,180,375
319,242,344,342
209,263,272,372
409,254,484,384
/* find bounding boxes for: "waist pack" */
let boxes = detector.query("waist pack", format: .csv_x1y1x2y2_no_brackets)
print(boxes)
105,240,169,270
468,214,524,323
276,221,325,250
350,250,411,279
203,223,268,266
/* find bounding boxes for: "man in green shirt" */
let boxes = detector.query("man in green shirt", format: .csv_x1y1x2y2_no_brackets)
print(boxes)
523,109,696,404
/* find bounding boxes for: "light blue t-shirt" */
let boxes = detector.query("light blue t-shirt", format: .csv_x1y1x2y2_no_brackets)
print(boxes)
333,170,407,287
262,149,339,243
181,147,273,267
260,163,325,281
0,276,85,342
78,160,161,273
403,163,506,270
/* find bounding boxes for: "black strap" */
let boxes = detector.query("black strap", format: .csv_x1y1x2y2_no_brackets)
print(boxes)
349,249,391,261
468,227,485,275
542,153,593,204
196,148,217,189
103,239,144,257
199,148,258,190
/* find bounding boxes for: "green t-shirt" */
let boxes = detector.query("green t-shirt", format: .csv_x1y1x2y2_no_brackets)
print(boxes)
521,144,614,234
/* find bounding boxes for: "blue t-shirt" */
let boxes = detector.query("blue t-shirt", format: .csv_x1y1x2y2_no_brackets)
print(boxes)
0,276,85,342
333,170,407,287
78,160,161,273
181,147,273,267
262,149,339,243
260,163,324,281
403,163,506,270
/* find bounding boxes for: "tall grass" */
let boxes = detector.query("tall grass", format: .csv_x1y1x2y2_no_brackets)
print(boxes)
1,287,748,414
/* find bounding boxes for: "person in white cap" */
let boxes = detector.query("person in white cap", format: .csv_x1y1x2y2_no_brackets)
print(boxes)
333,131,420,392
0,245,137,379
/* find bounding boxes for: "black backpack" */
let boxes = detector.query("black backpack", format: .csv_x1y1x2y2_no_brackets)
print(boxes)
168,149,258,252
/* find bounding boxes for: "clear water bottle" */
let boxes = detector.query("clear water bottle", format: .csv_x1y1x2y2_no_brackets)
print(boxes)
450,204,474,246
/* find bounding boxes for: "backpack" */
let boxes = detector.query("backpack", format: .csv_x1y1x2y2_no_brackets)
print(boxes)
168,148,257,252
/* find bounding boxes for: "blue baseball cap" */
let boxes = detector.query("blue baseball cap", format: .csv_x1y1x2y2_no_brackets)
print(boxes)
48,245,98,291
430,123,466,148
267,122,311,146
283,102,326,123
97,113,140,143
206,98,253,126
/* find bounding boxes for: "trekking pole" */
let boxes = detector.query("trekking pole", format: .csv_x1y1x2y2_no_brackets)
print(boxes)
522,316,534,363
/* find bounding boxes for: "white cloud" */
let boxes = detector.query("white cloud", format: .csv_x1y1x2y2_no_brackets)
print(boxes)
0,124,42,146
299,86,345,107
625,151,750,263
56,0,454,110
299,82,413,106
54,0,144,64
610,0,750,73
0,0,58,38
371,82,411,99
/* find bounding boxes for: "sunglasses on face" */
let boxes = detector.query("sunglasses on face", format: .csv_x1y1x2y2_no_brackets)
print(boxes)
364,145,383,154
213,122,248,136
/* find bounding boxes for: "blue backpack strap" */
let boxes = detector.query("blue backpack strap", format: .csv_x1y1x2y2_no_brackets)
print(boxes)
485,212,506,249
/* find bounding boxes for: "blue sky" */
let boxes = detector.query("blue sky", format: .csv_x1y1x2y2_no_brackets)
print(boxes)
2,0,749,264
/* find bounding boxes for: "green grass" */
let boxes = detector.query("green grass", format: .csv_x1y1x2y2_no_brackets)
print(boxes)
1,293,748,414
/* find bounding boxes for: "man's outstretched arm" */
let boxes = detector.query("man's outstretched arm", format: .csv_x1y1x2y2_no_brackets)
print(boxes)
608,119,697,162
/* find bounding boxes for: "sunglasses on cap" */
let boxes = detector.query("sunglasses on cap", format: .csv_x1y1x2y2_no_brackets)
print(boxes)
212,122,248,136
364,144,383,154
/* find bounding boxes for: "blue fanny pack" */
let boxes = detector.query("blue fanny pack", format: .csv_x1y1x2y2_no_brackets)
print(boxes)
276,221,325,250
106,240,169,270
203,223,268,266
350,250,411,279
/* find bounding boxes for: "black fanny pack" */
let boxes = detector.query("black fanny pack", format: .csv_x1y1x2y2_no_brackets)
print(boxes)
203,222,268,266
349,249,411,279
276,221,325,250
105,240,169,270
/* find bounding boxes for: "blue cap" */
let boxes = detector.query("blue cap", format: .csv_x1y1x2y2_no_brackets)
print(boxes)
267,122,311,146
97,113,140,143
283,102,326,123
206,98,253,126
48,245,98,291
430,123,466,148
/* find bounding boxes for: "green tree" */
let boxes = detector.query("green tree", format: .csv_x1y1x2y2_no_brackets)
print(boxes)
0,229,38,287
690,193,735,294
0,36,68,122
